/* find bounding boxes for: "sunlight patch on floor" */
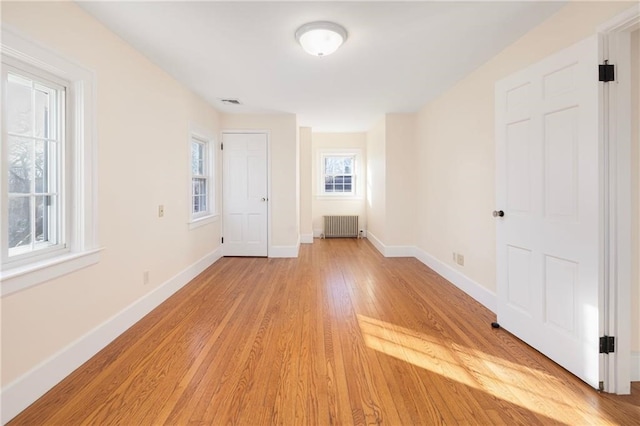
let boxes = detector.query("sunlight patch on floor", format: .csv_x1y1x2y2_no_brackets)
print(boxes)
356,314,604,424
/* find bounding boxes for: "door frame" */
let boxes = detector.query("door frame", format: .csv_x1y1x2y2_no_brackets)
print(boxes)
598,5,639,394
221,130,271,257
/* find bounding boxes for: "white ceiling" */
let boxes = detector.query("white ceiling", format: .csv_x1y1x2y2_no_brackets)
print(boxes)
78,1,566,132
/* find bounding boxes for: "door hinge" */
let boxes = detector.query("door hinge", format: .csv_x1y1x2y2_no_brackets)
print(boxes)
599,60,615,82
221,237,224,244
220,143,223,150
599,336,615,354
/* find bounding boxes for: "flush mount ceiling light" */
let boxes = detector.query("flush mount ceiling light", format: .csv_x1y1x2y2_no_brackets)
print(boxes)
295,21,348,57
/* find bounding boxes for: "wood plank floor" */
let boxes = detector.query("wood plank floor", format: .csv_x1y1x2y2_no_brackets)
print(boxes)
10,238,640,425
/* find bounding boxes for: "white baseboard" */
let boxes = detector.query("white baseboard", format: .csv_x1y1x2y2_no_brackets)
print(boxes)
268,238,300,258
366,231,386,255
385,245,416,258
365,232,414,258
300,233,314,244
414,247,496,312
632,352,640,381
0,246,223,425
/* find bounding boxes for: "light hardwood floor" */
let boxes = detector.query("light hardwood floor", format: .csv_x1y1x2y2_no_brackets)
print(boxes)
10,238,640,425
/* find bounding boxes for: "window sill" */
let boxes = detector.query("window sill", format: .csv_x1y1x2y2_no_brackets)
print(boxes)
188,214,219,230
1,248,102,297
316,195,363,201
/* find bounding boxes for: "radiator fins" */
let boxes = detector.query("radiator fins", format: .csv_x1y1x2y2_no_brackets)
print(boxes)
322,215,359,238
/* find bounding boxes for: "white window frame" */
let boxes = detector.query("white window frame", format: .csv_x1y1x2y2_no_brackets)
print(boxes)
317,149,361,199
188,127,217,229
0,29,99,297
3,65,67,264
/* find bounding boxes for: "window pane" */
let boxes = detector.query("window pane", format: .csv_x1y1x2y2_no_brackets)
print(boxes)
35,195,47,243
324,176,334,192
193,194,207,214
191,141,206,175
8,196,31,249
7,73,33,136
193,195,199,213
34,86,51,139
325,156,354,175
35,140,47,193
343,157,353,173
191,142,200,174
344,175,353,192
198,143,205,174
8,137,32,193
192,178,207,213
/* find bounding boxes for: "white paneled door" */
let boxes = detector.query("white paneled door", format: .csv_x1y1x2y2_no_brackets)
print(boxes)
495,36,601,388
222,133,268,257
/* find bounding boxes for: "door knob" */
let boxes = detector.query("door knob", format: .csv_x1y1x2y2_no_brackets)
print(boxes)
261,197,267,202
492,210,505,217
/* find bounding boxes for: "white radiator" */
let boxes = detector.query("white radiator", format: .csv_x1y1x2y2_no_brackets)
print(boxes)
322,215,359,238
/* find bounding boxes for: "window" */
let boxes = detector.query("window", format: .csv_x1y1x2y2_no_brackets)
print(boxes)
1,30,98,296
189,131,216,227
321,154,356,195
4,66,65,262
191,136,209,217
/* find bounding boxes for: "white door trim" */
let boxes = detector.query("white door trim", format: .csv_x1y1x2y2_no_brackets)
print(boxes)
597,4,640,394
221,130,271,257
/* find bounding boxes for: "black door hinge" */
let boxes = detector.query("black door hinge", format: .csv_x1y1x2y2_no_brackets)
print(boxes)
220,143,223,150
221,237,224,244
599,60,615,82
599,336,615,354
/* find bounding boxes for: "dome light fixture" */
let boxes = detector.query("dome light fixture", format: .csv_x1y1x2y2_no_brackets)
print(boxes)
295,21,348,57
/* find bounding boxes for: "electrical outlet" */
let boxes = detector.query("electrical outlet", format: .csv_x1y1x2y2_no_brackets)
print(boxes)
158,205,164,218
456,253,465,266
143,271,150,285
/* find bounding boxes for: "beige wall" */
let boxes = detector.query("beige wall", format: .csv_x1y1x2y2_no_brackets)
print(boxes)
1,1,222,386
220,113,299,248
385,114,418,246
366,118,386,242
414,1,636,292
631,29,639,353
311,132,367,236
299,127,313,240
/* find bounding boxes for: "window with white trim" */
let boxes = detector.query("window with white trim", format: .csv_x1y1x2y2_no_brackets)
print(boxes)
320,153,356,196
190,134,214,220
1,30,99,297
4,67,65,262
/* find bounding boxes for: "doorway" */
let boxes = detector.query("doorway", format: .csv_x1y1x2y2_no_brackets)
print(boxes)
222,132,269,257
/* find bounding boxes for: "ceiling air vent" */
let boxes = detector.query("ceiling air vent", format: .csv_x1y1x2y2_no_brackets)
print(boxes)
220,98,242,105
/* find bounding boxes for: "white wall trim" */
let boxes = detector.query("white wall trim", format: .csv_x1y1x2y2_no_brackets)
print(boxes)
384,245,416,258
598,4,639,395
300,233,314,244
269,237,300,258
0,246,223,424
1,28,99,295
414,247,497,313
365,231,386,256
1,249,102,297
366,232,414,258
632,352,640,381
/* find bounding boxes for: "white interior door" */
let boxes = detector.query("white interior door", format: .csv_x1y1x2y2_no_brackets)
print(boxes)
222,133,268,257
495,36,601,388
